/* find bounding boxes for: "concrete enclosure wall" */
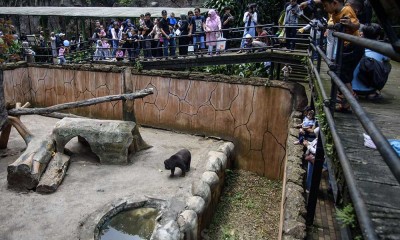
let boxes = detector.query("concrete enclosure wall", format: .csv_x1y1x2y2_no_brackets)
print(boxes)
3,65,307,180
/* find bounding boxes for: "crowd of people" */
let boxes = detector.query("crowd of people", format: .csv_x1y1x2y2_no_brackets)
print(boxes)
87,5,273,61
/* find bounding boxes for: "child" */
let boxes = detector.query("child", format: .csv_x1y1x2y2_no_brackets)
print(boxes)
93,40,103,61
115,46,124,61
321,0,363,112
102,38,110,59
282,64,292,81
58,45,67,65
99,25,106,38
138,14,145,36
169,12,177,27
294,109,316,145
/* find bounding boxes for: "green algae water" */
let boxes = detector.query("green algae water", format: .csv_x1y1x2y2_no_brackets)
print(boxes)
99,207,158,240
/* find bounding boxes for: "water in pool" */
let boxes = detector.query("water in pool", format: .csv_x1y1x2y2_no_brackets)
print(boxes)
99,207,158,240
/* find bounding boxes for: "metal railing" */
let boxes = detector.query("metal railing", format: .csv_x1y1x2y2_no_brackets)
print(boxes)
305,14,400,240
11,24,310,64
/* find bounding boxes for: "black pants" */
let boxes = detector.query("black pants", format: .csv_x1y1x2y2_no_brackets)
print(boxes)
179,36,190,56
285,27,297,50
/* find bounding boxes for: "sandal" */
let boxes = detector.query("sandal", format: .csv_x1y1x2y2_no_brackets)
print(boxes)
335,102,352,113
366,93,383,101
336,92,358,103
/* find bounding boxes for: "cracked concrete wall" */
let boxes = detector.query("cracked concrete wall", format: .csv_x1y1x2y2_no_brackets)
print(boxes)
3,65,306,180
4,66,123,119
127,74,294,180
3,67,32,106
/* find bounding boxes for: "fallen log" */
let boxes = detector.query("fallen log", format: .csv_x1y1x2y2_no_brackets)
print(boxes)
36,152,70,194
7,136,55,190
8,88,154,116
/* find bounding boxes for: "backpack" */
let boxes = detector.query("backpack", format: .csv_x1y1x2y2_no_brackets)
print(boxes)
358,55,391,90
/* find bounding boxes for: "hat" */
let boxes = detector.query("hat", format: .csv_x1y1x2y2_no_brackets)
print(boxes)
59,33,65,36
245,33,253,39
161,10,167,15
303,106,312,112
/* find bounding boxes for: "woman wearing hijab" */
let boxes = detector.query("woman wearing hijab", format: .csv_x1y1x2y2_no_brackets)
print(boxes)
205,9,222,56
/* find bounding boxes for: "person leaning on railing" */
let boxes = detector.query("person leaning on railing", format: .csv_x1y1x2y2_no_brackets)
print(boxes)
321,0,363,113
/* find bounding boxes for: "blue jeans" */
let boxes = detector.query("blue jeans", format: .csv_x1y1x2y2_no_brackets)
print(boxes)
162,36,176,57
306,161,314,191
192,35,205,51
59,56,66,65
285,27,297,50
112,39,119,57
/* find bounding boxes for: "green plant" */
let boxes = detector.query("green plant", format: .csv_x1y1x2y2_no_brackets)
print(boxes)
336,204,356,228
220,227,236,240
199,63,269,78
135,59,143,71
245,200,255,209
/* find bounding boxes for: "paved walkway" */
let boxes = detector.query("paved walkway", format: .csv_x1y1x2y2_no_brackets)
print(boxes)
306,172,342,240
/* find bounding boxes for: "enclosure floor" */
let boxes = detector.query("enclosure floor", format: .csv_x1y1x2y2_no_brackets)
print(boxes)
0,115,226,240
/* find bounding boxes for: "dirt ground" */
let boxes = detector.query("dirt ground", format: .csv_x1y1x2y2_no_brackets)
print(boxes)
0,115,226,240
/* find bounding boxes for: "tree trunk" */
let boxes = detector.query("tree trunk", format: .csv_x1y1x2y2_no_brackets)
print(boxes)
36,152,70,193
8,88,154,116
7,136,55,190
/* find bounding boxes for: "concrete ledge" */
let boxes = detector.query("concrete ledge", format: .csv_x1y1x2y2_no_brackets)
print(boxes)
280,111,307,239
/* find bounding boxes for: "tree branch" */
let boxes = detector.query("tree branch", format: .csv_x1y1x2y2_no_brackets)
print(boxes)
8,88,154,116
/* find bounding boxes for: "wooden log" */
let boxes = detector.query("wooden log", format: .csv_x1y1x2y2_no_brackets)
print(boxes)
41,112,87,119
37,152,71,194
0,70,8,130
7,136,55,190
7,116,33,144
0,123,12,149
0,102,31,148
8,88,154,116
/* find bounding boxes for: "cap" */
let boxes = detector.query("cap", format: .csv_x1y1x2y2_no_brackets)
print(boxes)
245,33,253,39
59,33,65,36
161,10,167,15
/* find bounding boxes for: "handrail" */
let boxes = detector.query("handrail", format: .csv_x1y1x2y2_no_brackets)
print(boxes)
332,32,400,62
307,19,400,240
327,70,400,183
